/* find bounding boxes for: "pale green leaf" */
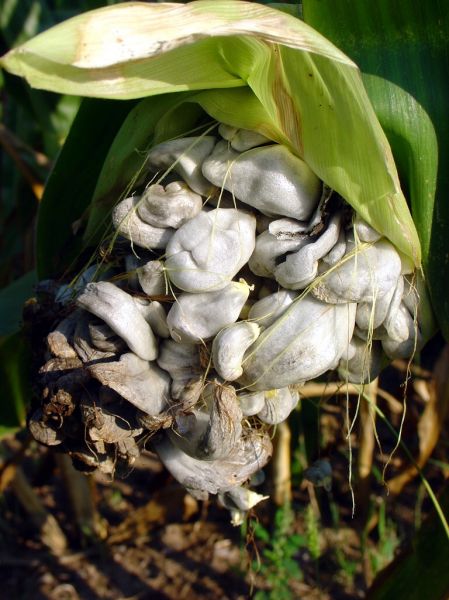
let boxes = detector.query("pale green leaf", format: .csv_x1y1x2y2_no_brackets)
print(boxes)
303,0,447,336
0,270,36,337
2,1,422,267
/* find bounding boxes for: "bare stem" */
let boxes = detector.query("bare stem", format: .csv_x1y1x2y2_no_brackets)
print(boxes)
270,420,292,506
11,466,68,554
56,454,104,542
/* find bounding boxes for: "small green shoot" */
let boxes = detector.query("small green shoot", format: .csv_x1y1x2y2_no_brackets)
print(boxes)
250,503,305,600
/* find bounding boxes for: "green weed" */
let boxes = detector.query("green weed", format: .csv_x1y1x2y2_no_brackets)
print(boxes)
247,503,305,600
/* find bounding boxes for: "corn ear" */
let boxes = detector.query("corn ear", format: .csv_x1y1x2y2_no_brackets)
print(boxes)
15,2,435,508
1,0,420,266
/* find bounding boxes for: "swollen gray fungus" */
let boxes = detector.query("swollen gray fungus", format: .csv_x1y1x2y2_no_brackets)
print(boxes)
146,136,217,196
136,259,167,297
166,281,250,343
165,208,256,292
202,142,322,219
46,312,79,359
257,387,300,425
355,284,397,331
322,227,347,266
137,181,202,229
33,123,422,520
157,339,200,380
219,486,269,512
76,282,158,361
237,391,266,416
382,311,421,359
268,217,310,239
218,123,271,151
240,296,356,390
312,235,402,305
248,290,298,329
153,428,272,497
88,353,170,416
382,278,409,342
87,321,127,353
73,314,115,363
274,212,343,290
212,321,260,381
218,486,269,525
157,340,202,404
133,298,170,339
353,215,383,243
338,335,383,384
112,196,174,250
248,230,305,278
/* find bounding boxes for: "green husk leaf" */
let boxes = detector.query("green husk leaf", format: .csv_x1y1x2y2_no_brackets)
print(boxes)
360,75,438,265
2,0,421,268
36,97,136,278
0,332,31,431
84,92,201,243
303,0,448,335
0,1,352,81
0,271,37,337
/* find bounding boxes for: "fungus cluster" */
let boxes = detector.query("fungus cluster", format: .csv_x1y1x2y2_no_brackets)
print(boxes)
28,125,422,521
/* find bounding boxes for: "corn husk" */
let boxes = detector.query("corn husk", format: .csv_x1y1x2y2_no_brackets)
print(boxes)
0,0,420,266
